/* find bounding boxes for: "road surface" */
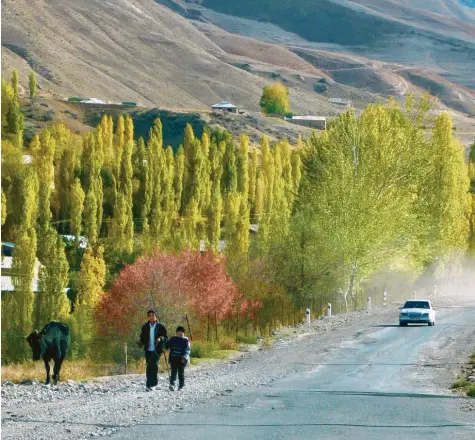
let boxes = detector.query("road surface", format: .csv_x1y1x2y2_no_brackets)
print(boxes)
112,306,475,440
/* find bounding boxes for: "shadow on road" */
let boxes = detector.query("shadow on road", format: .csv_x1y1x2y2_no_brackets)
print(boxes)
373,324,429,328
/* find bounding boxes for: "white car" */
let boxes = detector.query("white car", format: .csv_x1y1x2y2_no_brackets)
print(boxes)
399,299,436,326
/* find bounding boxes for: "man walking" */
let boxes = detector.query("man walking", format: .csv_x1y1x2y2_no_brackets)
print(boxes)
138,309,168,391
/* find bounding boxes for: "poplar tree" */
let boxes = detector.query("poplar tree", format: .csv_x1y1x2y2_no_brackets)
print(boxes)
34,229,70,329
56,142,79,233
33,130,55,233
291,150,302,196
29,71,36,98
11,70,19,100
259,136,274,245
82,132,104,245
161,146,176,245
174,145,185,213
248,147,258,211
75,246,106,356
424,114,471,255
3,168,38,361
201,132,212,214
208,181,223,252
224,191,241,243
1,188,6,226
235,197,250,255
149,121,165,241
70,178,85,238
254,173,265,221
237,134,250,200
133,137,152,231
222,133,237,195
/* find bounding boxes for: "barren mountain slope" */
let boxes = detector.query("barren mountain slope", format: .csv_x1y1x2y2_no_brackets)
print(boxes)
0,0,301,111
200,0,475,91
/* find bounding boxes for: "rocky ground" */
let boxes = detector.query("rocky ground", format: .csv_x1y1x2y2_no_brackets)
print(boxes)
2,299,474,439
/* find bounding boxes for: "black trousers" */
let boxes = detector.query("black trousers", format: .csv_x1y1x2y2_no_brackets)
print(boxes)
145,350,160,388
170,361,185,388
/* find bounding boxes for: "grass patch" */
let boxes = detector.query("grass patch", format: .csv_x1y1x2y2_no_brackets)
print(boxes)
190,341,237,361
452,377,471,389
468,386,475,398
1,359,142,383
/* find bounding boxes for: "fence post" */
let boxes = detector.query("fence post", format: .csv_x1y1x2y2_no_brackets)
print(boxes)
124,342,128,375
326,303,332,318
366,296,371,311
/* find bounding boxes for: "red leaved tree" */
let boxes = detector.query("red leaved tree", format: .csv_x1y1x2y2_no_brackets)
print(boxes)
96,250,238,340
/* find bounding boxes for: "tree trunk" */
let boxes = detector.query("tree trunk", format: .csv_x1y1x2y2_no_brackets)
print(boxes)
235,307,239,341
214,311,219,342
207,313,210,341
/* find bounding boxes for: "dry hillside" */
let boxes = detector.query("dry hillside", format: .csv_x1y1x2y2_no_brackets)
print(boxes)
1,0,329,113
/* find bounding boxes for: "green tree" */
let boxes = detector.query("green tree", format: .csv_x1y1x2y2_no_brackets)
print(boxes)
249,147,258,211
70,178,85,238
11,70,19,100
2,167,38,361
259,82,290,115
75,246,106,357
174,145,185,213
34,229,70,329
1,188,6,226
222,133,237,195
29,71,36,98
298,104,433,310
32,130,55,233
237,134,250,200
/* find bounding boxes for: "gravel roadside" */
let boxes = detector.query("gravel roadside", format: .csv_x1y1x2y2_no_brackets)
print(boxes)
2,299,474,440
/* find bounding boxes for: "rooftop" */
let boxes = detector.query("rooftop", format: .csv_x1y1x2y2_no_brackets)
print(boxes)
211,101,237,109
291,116,326,121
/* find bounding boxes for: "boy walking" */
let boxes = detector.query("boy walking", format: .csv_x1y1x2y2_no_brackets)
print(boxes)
166,326,191,391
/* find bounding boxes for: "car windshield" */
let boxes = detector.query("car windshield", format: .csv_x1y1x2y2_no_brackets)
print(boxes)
403,301,430,309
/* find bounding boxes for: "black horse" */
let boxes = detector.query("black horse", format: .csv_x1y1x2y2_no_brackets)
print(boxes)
26,321,70,385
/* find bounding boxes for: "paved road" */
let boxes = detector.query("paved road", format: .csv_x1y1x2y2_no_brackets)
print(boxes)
113,307,475,440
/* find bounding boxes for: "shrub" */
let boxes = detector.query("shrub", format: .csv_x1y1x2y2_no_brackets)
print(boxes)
190,341,219,358
67,96,83,102
313,83,328,94
467,386,475,397
452,378,470,389
236,334,258,344
318,78,330,85
219,337,239,351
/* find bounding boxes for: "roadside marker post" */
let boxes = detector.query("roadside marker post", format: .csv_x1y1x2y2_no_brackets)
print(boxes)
383,291,387,307
413,290,417,299
366,296,371,311
305,308,311,327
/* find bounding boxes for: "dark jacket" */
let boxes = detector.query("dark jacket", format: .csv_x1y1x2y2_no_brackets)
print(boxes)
166,336,191,366
139,321,168,354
